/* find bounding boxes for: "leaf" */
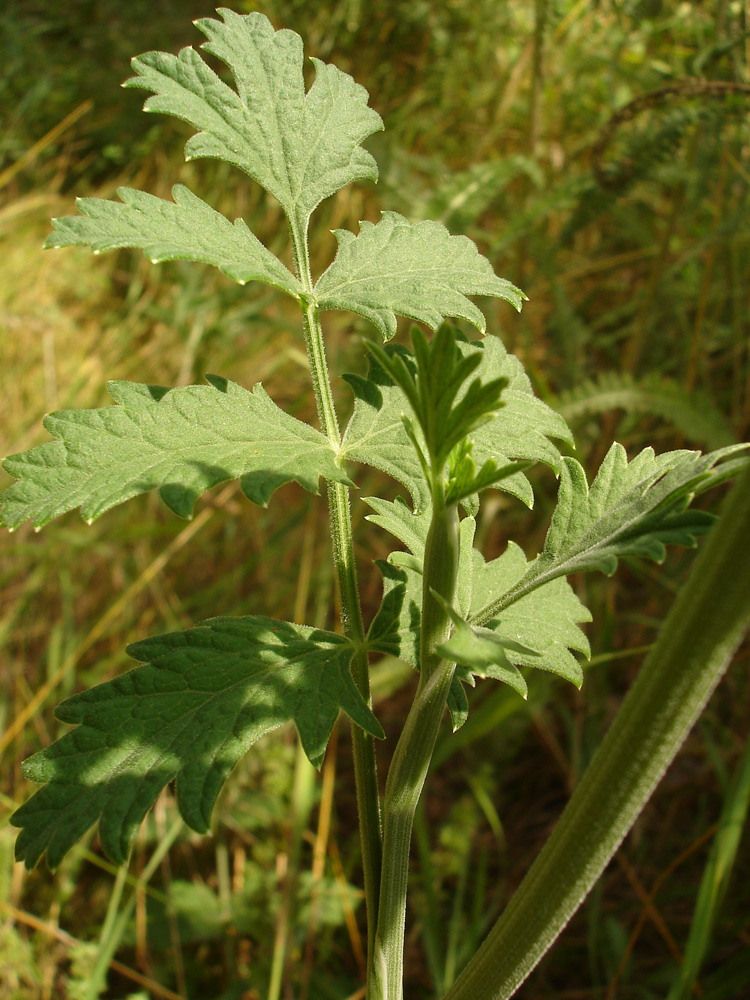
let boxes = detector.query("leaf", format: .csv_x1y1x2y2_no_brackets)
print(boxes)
434,591,532,700
365,506,583,728
367,558,423,667
542,443,747,576
1,376,351,529
366,325,509,473
364,495,431,559
365,497,590,727
445,441,531,508
11,616,383,868
470,542,591,688
315,213,525,341
471,442,750,626
124,9,383,230
342,334,572,511
442,538,590,730
45,185,301,297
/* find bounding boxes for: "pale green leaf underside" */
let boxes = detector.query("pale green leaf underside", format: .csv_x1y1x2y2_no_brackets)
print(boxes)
366,503,590,728
446,535,591,728
315,213,525,341
11,616,383,868
343,335,572,510
44,184,301,297
1,376,351,529
471,542,592,686
471,442,750,626
125,9,383,228
543,443,748,576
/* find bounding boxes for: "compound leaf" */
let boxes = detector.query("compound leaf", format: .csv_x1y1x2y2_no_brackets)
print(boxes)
343,334,571,510
1,376,351,529
315,213,525,341
125,9,383,230
442,539,591,729
365,501,588,728
45,184,301,297
11,616,383,869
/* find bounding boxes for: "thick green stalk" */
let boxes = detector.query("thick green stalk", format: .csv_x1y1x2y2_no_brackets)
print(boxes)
289,221,383,972
443,461,750,1000
371,498,460,1000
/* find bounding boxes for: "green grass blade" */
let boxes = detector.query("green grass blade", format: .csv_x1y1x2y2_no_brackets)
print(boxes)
666,730,750,1000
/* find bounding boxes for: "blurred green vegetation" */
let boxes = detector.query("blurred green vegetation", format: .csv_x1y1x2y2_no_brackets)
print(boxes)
1,1,749,998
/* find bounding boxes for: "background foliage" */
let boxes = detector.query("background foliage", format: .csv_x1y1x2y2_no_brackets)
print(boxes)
1,1,748,998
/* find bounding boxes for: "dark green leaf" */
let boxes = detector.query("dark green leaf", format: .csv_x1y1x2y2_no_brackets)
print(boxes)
11,617,383,868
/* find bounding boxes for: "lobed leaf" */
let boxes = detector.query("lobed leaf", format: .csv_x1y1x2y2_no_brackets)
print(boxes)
45,184,301,297
11,616,383,869
1,376,351,529
471,442,750,626
125,9,383,230
470,542,592,687
541,443,743,574
366,503,590,728
445,535,591,729
342,334,572,510
315,213,525,341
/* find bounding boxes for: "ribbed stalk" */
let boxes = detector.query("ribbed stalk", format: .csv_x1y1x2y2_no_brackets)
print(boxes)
370,499,460,1000
289,221,383,974
443,461,750,1000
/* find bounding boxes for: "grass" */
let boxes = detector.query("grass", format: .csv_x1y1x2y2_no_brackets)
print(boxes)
1,1,749,998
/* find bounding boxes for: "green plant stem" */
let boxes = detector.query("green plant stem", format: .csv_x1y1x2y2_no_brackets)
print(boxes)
290,222,383,974
371,499,460,1000
443,462,750,1000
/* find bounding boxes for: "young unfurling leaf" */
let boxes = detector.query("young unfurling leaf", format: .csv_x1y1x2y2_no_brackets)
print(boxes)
343,330,571,510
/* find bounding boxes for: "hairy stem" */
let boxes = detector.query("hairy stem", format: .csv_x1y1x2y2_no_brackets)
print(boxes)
290,221,383,973
371,499,459,1000
443,461,750,1000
